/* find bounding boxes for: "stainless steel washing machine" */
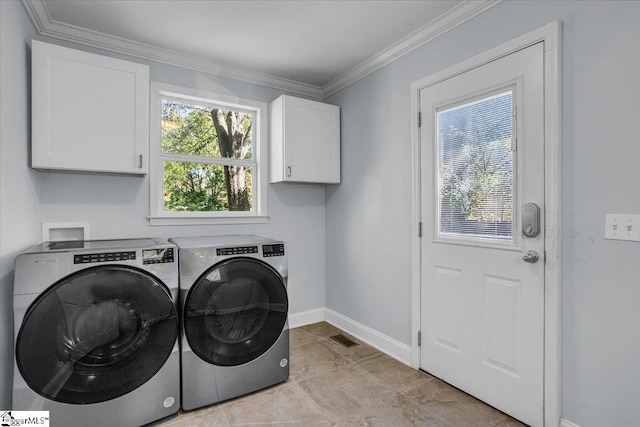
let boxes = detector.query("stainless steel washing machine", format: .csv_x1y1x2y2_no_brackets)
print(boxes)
169,235,289,411
12,239,180,427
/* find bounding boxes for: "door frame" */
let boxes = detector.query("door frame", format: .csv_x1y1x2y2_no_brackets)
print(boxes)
410,22,562,426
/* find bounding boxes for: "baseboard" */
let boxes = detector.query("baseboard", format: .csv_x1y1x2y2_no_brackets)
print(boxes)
288,307,326,328
324,308,412,366
560,419,581,427
289,307,419,367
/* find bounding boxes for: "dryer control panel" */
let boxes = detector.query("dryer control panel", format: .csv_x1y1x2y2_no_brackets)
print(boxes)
217,246,259,256
214,243,285,257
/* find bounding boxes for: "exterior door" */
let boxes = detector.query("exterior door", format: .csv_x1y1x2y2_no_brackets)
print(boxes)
420,43,544,426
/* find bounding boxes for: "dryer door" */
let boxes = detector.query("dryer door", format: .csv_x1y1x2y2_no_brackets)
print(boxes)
15,265,178,404
184,257,288,366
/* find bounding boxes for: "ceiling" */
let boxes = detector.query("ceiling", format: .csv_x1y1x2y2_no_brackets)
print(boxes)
22,0,500,97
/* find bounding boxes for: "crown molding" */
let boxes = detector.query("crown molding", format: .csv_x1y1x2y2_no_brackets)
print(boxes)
21,0,500,100
21,0,49,31
20,0,325,98
321,0,503,97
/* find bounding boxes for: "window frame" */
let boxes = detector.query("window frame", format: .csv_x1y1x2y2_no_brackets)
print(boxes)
434,86,518,248
148,82,268,225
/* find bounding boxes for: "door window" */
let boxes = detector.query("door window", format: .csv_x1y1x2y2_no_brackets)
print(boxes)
16,266,178,404
183,258,287,366
437,89,515,242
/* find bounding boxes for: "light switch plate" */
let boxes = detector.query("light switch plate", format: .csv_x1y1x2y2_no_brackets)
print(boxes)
604,214,640,241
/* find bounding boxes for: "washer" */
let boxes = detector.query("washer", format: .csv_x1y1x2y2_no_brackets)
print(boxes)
12,239,180,427
170,235,289,411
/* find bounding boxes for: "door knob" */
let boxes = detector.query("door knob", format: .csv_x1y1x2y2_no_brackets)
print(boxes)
522,250,539,263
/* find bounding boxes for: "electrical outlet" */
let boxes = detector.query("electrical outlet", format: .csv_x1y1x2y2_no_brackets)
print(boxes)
604,214,640,241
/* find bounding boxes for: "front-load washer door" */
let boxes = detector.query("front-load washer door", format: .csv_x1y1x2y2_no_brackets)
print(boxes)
15,265,178,404
184,257,288,367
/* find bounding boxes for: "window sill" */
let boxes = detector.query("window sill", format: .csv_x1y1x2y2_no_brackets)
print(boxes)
148,215,269,226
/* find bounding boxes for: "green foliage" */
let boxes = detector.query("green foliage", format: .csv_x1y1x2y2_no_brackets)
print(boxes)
162,102,221,157
161,100,253,212
163,162,229,211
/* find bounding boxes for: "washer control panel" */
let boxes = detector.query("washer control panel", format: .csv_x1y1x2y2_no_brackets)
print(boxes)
217,246,259,256
73,248,176,265
262,244,285,257
142,248,175,264
74,251,136,264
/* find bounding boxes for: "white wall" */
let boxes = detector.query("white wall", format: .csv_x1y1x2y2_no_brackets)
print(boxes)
0,0,326,409
325,1,640,426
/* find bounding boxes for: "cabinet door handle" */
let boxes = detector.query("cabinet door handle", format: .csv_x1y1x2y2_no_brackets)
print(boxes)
287,166,292,177
138,155,143,168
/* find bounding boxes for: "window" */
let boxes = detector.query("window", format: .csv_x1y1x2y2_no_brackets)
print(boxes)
436,89,514,242
149,83,267,225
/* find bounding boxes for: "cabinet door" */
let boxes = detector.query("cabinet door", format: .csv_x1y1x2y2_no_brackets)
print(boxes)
283,96,340,183
32,40,149,175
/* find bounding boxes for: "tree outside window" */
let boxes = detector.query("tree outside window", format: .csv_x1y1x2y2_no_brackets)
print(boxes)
160,99,255,212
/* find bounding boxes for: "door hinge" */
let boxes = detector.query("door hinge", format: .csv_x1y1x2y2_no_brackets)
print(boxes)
418,330,422,346
418,222,423,237
418,111,422,128
544,250,547,263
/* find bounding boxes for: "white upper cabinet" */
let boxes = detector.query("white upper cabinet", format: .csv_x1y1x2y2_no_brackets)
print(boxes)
31,40,150,175
269,95,340,183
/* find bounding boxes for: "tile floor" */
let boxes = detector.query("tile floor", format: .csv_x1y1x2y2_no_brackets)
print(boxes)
154,322,527,427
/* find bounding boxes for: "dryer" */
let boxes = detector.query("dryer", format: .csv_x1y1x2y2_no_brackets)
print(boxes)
170,235,289,411
12,239,180,427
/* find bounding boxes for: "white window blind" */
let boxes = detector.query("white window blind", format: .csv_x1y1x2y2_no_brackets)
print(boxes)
437,90,514,241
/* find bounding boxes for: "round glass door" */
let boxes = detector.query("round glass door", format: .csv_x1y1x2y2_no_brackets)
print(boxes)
16,266,178,404
184,257,288,366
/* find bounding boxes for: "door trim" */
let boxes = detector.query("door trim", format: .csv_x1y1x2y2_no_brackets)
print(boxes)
410,21,562,427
